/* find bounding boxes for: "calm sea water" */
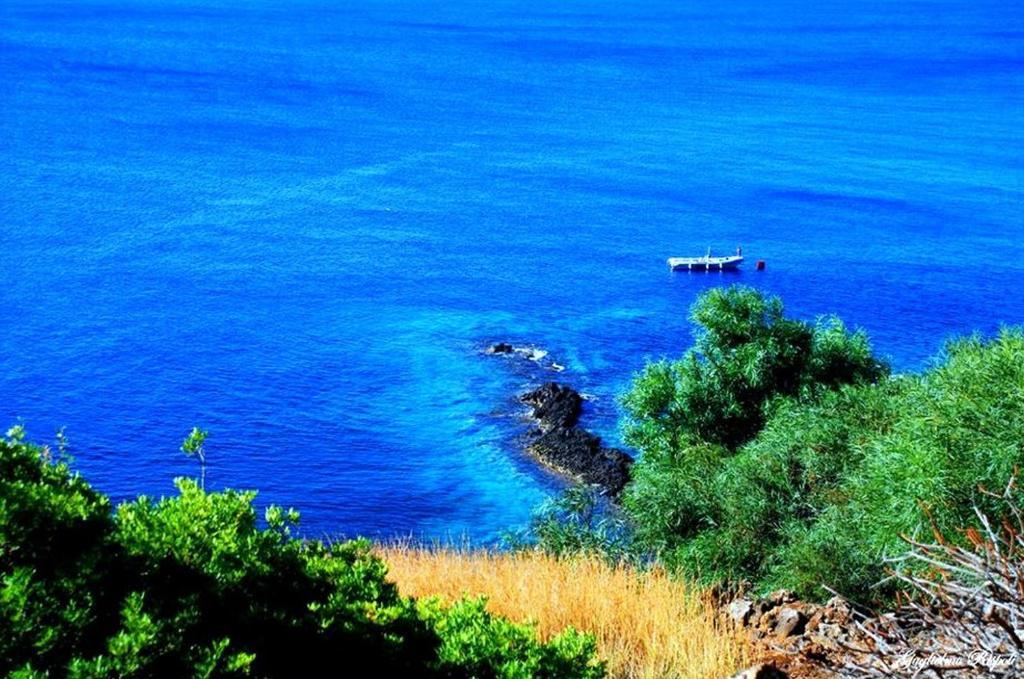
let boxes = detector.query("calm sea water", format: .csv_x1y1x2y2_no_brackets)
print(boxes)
2,0,1022,541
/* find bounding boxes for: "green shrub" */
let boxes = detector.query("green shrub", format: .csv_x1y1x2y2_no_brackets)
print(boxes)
622,286,887,451
420,597,603,679
0,426,124,675
503,485,636,565
0,428,602,678
785,330,1024,600
629,382,906,598
621,286,1024,605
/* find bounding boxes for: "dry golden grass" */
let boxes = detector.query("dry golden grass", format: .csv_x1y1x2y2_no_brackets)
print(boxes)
378,545,753,679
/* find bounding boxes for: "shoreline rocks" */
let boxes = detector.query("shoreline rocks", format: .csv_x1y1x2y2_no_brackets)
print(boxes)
485,342,564,372
521,382,582,430
484,341,632,497
723,590,855,677
728,665,788,679
520,382,633,497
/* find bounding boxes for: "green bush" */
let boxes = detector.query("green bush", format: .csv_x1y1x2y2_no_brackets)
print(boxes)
0,427,603,678
621,286,1024,604
420,597,602,679
780,330,1024,600
622,286,887,451
503,485,638,566
628,382,906,598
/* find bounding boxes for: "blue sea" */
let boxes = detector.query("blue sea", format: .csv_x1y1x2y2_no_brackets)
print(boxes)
2,0,1022,541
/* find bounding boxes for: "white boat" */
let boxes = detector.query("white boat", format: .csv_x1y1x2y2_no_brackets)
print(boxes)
668,247,744,271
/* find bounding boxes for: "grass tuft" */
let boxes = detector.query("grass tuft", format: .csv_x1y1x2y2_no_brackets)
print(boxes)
378,545,752,679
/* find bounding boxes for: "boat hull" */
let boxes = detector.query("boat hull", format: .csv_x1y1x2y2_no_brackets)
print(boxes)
667,256,743,271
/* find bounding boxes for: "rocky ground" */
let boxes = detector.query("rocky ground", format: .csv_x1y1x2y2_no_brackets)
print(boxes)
723,589,856,678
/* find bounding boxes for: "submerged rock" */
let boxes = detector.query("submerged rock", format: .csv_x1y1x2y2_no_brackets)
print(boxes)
521,382,582,430
485,342,515,354
520,382,632,497
484,341,561,371
484,344,633,497
515,346,548,362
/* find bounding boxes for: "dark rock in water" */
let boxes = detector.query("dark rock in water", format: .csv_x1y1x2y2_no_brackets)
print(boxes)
484,344,632,497
486,342,515,354
527,428,633,497
519,382,632,498
484,341,555,368
521,382,582,430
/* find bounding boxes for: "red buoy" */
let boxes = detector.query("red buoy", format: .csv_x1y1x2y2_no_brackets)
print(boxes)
756,260,766,270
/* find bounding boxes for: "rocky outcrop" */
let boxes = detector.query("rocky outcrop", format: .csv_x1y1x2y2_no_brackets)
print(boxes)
727,664,788,679
723,590,856,677
484,342,632,497
485,342,515,355
520,382,633,497
521,382,582,430
725,590,854,641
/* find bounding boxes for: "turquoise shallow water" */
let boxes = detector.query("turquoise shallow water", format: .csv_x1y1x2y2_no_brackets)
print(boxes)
1,0,1022,540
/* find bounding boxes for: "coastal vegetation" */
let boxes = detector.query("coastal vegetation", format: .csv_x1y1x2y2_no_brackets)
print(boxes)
618,286,1024,604
0,427,602,678
624,286,888,451
6,284,1024,676
378,545,751,679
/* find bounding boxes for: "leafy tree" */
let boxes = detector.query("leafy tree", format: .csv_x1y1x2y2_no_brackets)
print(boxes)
622,286,888,451
619,287,1024,605
181,426,209,490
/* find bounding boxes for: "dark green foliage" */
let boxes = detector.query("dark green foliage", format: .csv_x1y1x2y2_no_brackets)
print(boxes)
628,383,906,598
420,598,602,679
503,485,637,565
0,429,603,678
623,286,887,450
621,287,1024,605
0,426,123,674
